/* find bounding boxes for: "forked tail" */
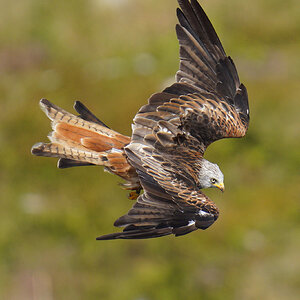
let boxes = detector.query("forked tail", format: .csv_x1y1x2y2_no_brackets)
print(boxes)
31,99,140,190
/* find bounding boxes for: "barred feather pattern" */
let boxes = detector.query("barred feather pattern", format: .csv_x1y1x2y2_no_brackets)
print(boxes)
31,99,140,190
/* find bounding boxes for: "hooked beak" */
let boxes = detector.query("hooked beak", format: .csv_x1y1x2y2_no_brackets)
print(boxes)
214,182,225,192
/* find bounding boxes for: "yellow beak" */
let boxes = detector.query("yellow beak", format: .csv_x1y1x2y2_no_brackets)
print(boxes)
214,182,225,192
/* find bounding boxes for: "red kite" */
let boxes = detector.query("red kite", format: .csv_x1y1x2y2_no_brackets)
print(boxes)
32,0,249,240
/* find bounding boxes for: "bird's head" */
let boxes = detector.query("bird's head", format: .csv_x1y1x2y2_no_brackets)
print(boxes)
198,159,225,192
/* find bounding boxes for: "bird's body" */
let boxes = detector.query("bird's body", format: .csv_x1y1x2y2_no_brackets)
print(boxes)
32,0,249,240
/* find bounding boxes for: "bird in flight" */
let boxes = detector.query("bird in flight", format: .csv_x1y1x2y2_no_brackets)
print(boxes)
32,0,249,240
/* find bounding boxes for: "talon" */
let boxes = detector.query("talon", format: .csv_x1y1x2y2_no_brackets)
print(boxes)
128,189,141,200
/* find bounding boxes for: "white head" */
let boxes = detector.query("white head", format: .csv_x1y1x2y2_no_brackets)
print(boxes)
198,159,225,192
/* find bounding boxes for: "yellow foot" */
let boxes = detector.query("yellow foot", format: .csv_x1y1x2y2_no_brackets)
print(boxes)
128,190,140,200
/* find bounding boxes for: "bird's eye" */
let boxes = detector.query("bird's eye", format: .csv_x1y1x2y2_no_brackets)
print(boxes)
211,178,217,184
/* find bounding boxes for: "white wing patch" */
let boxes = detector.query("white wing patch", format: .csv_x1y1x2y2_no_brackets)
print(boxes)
198,210,210,217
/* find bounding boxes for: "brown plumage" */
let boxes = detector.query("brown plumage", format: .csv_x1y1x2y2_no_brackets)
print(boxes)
31,0,249,240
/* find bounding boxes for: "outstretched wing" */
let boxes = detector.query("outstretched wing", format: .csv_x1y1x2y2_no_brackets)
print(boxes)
97,0,248,239
97,121,219,240
97,146,218,240
139,0,249,153
174,0,249,144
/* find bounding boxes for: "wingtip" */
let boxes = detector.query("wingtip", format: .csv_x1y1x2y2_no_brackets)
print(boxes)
175,23,182,31
176,7,182,17
96,227,174,240
96,233,121,240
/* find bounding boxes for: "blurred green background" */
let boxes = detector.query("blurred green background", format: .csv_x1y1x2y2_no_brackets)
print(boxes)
1,0,299,299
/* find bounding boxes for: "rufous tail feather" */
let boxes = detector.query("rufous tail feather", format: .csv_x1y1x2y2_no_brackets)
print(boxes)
31,99,140,190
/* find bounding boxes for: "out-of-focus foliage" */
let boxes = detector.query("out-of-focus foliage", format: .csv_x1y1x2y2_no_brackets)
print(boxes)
0,0,299,299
